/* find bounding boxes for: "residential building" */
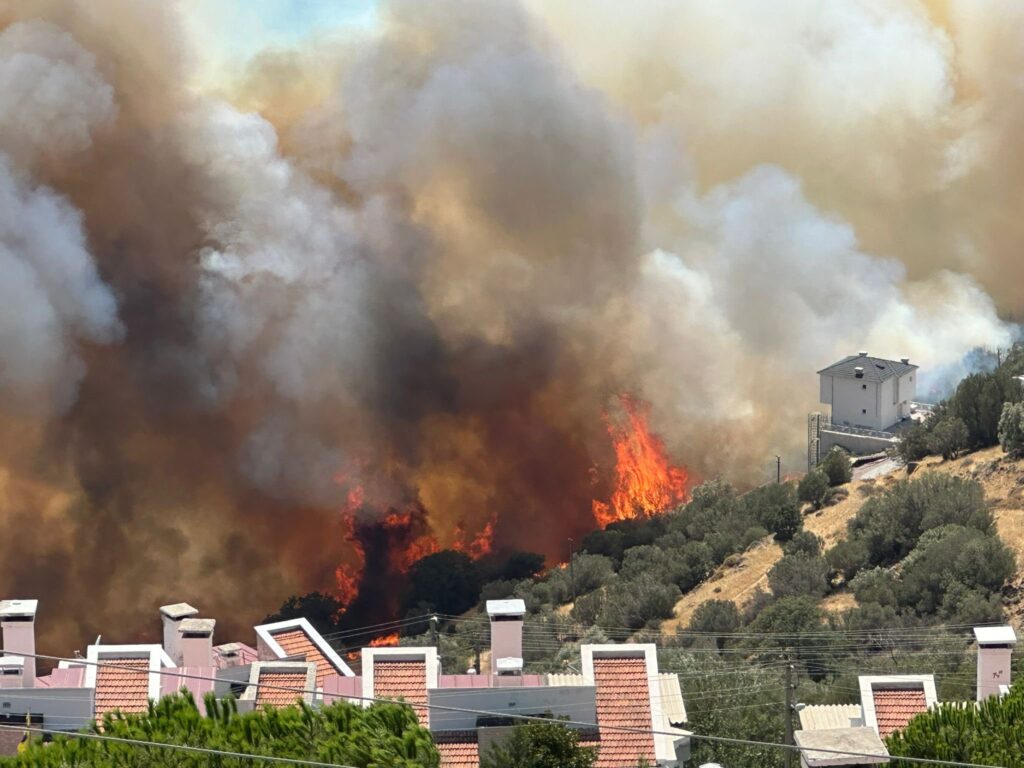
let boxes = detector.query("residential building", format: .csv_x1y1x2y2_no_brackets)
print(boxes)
818,353,917,432
0,597,690,766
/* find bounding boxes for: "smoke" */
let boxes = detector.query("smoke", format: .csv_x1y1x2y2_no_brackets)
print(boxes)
0,0,1020,650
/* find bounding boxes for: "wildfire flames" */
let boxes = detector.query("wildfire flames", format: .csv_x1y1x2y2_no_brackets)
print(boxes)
331,393,688,616
592,395,692,528
369,633,400,647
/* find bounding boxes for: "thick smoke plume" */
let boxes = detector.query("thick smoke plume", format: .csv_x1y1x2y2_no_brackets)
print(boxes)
0,0,1019,650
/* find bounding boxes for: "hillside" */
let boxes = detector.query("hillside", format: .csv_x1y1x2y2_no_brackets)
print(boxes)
660,446,1024,634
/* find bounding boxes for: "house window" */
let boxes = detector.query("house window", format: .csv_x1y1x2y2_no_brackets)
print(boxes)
862,384,867,390
862,409,867,414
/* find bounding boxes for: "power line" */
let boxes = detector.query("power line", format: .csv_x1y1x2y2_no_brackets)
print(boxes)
0,648,1007,768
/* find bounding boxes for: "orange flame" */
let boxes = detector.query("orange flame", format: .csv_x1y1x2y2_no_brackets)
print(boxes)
369,632,400,647
333,485,367,611
592,394,691,528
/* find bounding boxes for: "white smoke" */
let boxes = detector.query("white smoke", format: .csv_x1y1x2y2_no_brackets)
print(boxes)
0,21,120,415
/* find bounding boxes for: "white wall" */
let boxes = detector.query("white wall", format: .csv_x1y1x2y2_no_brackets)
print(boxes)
824,375,883,430
0,687,95,731
427,685,597,732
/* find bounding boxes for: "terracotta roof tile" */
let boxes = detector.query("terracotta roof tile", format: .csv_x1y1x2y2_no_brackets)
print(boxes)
592,657,656,768
436,731,479,768
873,687,927,738
271,629,336,686
374,660,428,726
254,671,308,708
94,659,151,723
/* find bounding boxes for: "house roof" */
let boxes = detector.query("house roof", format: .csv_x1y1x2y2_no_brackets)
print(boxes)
373,659,429,726
241,662,316,707
591,657,657,768
93,659,151,723
799,704,863,731
254,618,354,681
435,731,480,768
794,727,889,767
859,675,936,739
818,355,917,383
657,672,687,726
872,688,927,738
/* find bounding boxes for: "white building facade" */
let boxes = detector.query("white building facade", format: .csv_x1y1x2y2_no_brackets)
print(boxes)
818,353,918,432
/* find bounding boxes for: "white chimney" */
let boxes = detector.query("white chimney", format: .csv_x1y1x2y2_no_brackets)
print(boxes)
0,600,38,688
487,599,525,675
900,357,910,365
160,603,198,665
0,656,25,689
858,351,869,357
974,626,1016,701
178,618,216,667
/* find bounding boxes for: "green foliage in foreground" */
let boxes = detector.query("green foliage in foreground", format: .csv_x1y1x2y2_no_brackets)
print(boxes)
1,693,439,768
887,680,1024,767
480,721,597,768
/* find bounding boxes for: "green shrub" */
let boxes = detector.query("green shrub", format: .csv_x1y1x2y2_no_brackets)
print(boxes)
481,721,597,768
849,567,898,607
784,531,823,558
926,417,969,461
745,483,802,541
947,368,1023,448
768,554,830,599
819,448,852,486
998,401,1024,457
798,470,832,510
687,599,740,649
598,573,681,629
895,421,932,463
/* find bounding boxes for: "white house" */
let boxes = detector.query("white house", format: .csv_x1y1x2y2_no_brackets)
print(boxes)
818,353,917,432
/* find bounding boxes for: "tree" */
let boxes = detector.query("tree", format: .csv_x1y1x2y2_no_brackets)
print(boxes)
947,368,1022,448
895,421,931,463
687,599,740,649
998,401,1024,457
746,483,802,541
886,680,1024,766
263,592,342,632
498,551,547,581
480,721,597,768
784,531,822,558
926,417,969,461
819,448,852,486
598,573,681,629
404,550,482,615
5,693,439,767
768,554,829,599
797,470,831,510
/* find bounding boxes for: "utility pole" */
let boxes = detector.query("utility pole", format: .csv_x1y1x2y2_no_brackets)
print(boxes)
775,455,782,484
429,615,439,647
783,659,795,768
474,641,481,675
568,538,577,604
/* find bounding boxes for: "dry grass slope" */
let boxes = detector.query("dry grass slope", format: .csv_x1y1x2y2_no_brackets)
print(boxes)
661,447,1024,634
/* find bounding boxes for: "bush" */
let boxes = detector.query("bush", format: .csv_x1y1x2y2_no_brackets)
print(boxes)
480,721,597,768
546,554,616,604
598,573,681,629
998,401,1024,457
768,554,830,599
798,470,832,510
849,567,899,607
745,483,802,541
784,531,823,558
947,368,1022,448
819,448,852,486
498,552,547,581
826,537,870,581
404,550,482,615
688,599,740,649
896,421,932,463
926,417,969,461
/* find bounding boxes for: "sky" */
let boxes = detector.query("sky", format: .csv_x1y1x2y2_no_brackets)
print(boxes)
183,0,377,82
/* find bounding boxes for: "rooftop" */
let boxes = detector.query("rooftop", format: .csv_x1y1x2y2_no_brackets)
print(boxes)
794,727,889,767
818,354,917,383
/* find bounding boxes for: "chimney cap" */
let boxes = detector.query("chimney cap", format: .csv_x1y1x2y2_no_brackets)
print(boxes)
974,626,1017,646
0,600,38,619
160,603,199,620
858,351,869,357
496,657,524,673
0,656,25,668
901,357,910,364
179,618,216,635
487,599,526,618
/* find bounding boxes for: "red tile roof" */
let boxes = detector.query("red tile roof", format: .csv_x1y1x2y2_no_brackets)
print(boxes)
592,657,656,768
374,659,429,726
873,687,927,738
254,670,308,708
94,659,151,723
271,629,336,686
436,731,479,768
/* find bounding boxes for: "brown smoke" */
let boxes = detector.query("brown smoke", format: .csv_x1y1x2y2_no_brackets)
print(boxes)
0,0,1019,652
